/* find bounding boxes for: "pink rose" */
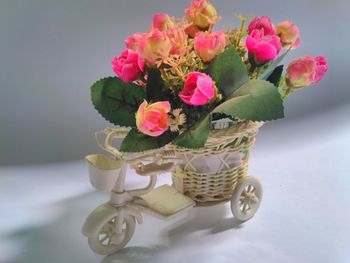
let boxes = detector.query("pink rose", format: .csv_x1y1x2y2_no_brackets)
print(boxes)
167,28,189,56
125,32,146,51
185,0,219,30
194,31,226,62
139,30,172,66
248,16,276,36
112,49,144,83
152,13,175,32
286,56,328,89
276,20,301,49
136,100,171,137
246,29,282,65
179,72,215,106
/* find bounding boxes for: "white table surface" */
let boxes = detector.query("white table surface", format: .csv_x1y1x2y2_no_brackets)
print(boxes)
1,105,350,263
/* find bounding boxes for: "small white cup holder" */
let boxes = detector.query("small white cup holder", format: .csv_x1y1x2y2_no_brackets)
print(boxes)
85,154,122,192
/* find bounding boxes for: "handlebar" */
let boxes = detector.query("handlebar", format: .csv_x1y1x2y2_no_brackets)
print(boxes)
95,128,129,160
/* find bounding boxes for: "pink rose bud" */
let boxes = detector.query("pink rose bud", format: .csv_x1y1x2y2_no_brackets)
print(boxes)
179,72,215,106
184,24,201,38
152,13,175,32
185,0,219,30
112,49,145,83
125,32,146,51
276,20,301,49
167,28,189,56
286,56,328,89
194,31,226,62
246,29,282,65
139,30,172,66
136,100,171,137
248,16,276,36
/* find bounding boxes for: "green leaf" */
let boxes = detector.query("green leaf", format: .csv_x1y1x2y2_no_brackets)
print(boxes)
260,49,289,80
207,46,249,98
120,129,178,152
146,69,165,101
214,80,284,121
267,65,284,87
91,77,145,127
172,115,212,148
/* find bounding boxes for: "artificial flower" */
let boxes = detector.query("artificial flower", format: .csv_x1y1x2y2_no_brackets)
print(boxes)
246,29,282,65
194,31,226,62
112,49,144,83
276,20,301,49
286,56,328,89
136,100,171,137
139,30,172,67
179,72,215,106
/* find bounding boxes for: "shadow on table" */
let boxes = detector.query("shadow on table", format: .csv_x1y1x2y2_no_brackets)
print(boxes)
5,192,244,263
161,203,244,245
4,191,169,263
4,191,105,263
102,203,245,263
101,246,165,263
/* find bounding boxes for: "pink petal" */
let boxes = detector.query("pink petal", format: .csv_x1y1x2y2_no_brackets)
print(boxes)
196,75,214,99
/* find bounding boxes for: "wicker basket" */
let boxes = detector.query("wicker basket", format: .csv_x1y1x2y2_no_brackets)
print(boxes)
166,121,263,204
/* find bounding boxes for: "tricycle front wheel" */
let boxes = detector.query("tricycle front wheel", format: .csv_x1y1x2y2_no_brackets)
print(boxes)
230,176,262,221
88,215,136,255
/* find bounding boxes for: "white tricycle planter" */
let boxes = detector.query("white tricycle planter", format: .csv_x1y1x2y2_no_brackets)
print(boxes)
82,121,263,255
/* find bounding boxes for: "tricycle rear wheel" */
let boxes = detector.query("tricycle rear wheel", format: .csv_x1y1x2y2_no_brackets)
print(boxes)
230,176,262,221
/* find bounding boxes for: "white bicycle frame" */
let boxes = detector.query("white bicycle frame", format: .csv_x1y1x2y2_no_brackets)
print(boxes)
83,128,263,255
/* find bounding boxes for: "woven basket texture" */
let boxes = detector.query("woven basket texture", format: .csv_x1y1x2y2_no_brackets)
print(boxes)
166,121,263,204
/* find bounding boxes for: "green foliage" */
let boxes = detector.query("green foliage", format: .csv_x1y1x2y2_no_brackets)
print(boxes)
91,77,145,127
207,46,249,98
260,50,289,80
213,80,284,121
120,129,178,152
267,65,284,87
172,115,212,148
146,69,165,101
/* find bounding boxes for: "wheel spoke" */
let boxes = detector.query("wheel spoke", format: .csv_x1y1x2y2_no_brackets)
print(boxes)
243,204,248,213
246,203,251,210
107,235,113,246
100,235,109,243
250,196,259,205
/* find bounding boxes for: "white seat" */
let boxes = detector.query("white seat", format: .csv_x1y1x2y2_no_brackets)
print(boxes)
140,185,195,216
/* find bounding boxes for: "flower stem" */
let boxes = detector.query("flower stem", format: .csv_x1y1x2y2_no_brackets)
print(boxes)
236,18,246,47
279,79,292,100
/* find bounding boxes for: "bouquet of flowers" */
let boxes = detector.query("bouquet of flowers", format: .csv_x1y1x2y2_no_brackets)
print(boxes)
90,0,328,152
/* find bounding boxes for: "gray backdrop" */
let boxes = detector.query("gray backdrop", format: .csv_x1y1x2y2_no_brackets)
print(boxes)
0,0,347,165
